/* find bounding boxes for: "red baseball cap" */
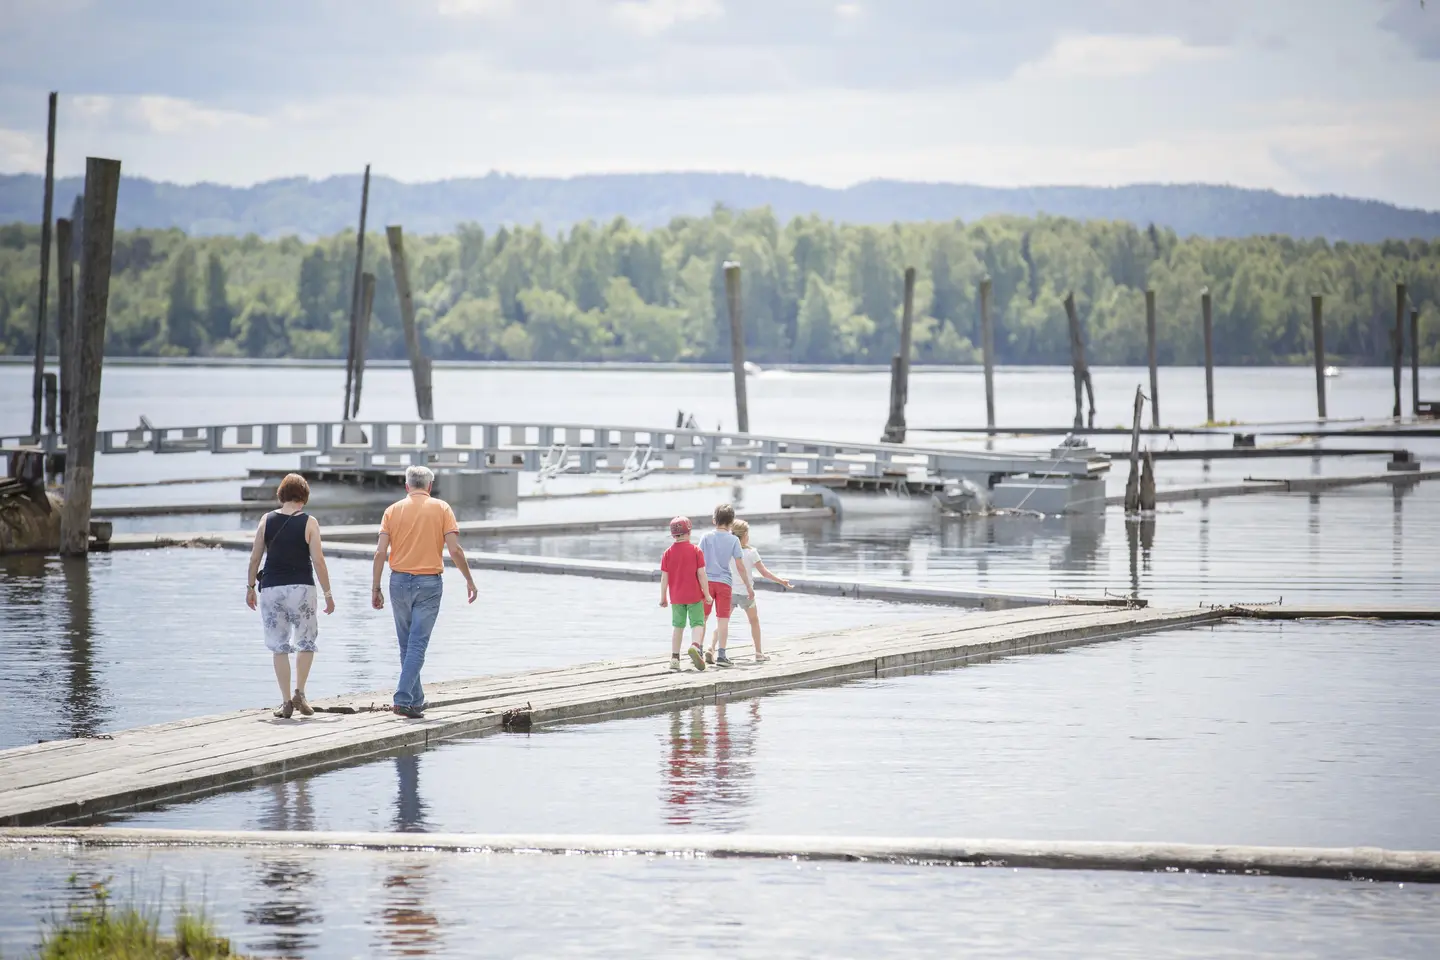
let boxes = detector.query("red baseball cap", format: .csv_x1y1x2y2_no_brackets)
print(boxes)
669,516,692,537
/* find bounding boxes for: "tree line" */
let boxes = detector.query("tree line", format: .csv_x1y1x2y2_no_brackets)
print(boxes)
1,207,1437,366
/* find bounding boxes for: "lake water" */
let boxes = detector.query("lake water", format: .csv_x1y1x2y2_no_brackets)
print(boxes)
2,363,1439,958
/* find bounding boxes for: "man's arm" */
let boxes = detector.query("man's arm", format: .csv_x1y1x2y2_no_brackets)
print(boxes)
444,531,479,604
371,531,390,610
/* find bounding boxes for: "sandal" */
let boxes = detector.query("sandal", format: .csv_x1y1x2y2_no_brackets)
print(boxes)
292,689,314,716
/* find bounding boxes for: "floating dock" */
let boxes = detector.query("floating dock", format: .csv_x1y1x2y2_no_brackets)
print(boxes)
0,604,1216,827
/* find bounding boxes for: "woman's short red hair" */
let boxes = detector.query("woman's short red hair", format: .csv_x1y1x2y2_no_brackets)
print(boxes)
277,473,310,505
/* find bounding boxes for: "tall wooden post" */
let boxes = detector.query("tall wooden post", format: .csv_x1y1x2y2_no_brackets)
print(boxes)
1310,295,1327,420
724,261,749,433
55,217,75,436
1393,283,1406,419
1412,308,1421,417
1124,385,1144,513
980,276,995,433
1145,288,1159,427
342,164,371,421
1063,292,1096,429
1201,287,1215,424
882,267,916,443
59,157,121,557
349,273,376,418
386,225,434,420
30,92,58,439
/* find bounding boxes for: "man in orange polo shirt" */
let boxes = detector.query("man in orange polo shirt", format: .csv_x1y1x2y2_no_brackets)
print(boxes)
371,465,478,718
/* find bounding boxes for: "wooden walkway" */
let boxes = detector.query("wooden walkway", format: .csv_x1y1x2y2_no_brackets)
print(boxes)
0,604,1216,827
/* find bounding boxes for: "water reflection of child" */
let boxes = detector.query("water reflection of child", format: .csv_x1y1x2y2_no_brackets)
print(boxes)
727,519,792,663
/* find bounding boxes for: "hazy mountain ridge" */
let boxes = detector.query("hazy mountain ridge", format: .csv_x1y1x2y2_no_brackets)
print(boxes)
1,171,1437,242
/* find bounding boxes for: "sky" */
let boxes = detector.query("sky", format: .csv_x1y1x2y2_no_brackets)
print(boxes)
0,0,1438,208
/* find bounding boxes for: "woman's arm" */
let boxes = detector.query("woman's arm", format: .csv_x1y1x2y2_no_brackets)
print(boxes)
755,559,791,588
306,516,335,614
245,517,266,609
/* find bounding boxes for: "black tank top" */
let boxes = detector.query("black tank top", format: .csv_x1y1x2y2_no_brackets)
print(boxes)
259,511,314,589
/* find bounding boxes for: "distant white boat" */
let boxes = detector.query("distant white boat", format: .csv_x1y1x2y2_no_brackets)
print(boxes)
1324,365,1341,378
744,361,762,376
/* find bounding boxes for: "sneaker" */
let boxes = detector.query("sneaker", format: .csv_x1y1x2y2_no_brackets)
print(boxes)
395,705,425,720
292,689,314,716
687,644,706,671
704,650,715,665
273,700,293,719
715,652,734,668
669,656,682,672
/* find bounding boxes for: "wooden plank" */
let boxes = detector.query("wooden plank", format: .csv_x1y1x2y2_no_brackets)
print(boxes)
1233,606,1440,622
0,605,1220,825
7,828,1435,883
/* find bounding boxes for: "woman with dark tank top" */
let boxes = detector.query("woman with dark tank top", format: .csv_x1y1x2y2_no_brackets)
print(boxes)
245,473,335,718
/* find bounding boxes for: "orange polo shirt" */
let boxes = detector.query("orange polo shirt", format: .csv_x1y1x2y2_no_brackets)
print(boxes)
381,490,460,574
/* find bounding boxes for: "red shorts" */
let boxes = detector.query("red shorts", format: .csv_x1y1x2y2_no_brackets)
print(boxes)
709,582,732,619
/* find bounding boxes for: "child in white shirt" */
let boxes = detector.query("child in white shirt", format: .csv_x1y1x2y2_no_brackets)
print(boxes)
726,519,792,663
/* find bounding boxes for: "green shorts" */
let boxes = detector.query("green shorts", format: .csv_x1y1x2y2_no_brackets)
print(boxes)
670,601,705,628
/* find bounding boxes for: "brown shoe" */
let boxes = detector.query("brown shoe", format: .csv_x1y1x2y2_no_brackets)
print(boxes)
292,689,314,716
273,700,294,719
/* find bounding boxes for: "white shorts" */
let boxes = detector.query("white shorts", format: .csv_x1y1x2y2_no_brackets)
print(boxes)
259,584,319,654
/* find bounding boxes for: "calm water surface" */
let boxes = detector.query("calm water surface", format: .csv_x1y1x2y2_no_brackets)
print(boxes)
2,846,1436,960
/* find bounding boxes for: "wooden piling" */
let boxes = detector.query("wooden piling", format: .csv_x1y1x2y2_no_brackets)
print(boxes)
724,261,749,433
385,226,434,420
1063,292,1096,429
59,157,121,557
1124,386,1144,513
1394,283,1406,419
980,276,995,433
1201,288,1215,424
29,92,58,440
348,273,376,419
1413,309,1421,417
1140,450,1156,512
54,217,75,437
882,267,916,443
342,164,371,422
1311,294,1326,420
1145,288,1159,428
42,373,57,435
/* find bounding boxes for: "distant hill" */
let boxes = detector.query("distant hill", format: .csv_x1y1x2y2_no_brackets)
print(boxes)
2,171,1437,242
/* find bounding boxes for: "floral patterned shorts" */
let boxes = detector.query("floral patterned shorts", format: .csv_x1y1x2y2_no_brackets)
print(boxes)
259,584,319,654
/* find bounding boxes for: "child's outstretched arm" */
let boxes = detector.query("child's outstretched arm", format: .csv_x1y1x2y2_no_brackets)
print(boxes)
755,559,792,589
697,568,713,603
659,571,670,607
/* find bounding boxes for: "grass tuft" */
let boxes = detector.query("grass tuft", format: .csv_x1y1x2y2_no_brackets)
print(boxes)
34,876,246,960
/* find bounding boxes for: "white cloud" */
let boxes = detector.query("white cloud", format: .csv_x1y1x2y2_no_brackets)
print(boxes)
0,128,43,173
1016,34,1225,81
133,96,267,134
835,2,861,20
612,0,724,37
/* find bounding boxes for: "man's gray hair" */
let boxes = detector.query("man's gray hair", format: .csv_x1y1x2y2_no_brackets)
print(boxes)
405,464,435,490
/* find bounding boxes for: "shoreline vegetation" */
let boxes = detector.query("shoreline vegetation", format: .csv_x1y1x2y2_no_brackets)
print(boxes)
2,208,1437,367
31,877,247,960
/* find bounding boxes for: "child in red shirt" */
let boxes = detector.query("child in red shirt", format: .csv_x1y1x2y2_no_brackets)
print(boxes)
660,516,713,671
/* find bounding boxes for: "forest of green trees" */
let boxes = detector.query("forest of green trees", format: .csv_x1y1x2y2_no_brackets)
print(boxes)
2,207,1437,366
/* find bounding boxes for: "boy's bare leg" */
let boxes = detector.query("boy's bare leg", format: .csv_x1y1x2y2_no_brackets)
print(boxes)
690,624,705,649
709,618,730,653
744,604,762,655
671,626,685,656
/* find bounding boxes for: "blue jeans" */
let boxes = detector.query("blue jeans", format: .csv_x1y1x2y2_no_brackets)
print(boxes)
389,572,443,709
